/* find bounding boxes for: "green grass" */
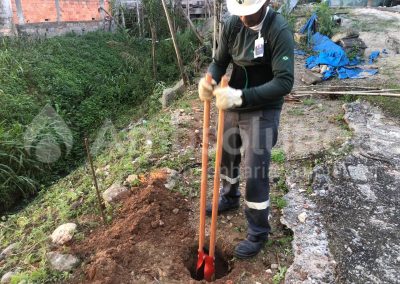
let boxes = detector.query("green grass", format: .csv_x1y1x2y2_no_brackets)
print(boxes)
0,29,201,212
273,266,288,284
303,98,316,106
0,83,203,282
271,195,287,209
287,108,305,116
271,149,285,164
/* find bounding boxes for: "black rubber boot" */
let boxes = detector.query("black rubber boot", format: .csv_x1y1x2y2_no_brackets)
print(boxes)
234,235,267,259
205,195,240,216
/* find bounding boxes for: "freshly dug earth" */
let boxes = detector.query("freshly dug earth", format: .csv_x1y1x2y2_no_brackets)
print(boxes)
68,169,290,283
69,170,197,283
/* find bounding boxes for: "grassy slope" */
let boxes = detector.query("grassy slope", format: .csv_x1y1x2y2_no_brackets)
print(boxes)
0,30,198,213
0,86,201,282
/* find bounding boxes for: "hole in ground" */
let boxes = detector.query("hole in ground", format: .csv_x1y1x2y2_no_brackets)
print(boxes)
185,244,232,281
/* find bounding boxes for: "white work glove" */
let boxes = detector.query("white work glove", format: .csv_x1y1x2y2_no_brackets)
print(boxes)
198,77,216,101
213,86,243,110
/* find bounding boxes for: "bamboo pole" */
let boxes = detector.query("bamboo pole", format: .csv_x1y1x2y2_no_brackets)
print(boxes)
212,0,218,58
161,0,189,86
291,91,400,97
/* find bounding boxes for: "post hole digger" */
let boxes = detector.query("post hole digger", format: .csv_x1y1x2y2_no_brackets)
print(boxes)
196,74,229,282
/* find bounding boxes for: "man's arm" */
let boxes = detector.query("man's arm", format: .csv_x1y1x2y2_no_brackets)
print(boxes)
207,19,233,84
241,26,294,107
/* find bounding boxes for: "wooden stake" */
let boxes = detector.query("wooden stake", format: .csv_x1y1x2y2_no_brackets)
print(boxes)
161,0,189,86
84,138,107,224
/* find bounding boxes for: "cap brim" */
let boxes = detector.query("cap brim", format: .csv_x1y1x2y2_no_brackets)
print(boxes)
227,0,266,16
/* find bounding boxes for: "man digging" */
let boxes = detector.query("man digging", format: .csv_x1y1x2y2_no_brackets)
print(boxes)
198,0,294,259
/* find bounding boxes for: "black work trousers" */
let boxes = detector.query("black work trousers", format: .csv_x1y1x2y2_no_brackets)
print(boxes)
220,108,281,239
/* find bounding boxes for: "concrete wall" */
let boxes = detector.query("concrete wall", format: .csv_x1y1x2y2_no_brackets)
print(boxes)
0,0,14,36
1,0,111,37
16,20,111,37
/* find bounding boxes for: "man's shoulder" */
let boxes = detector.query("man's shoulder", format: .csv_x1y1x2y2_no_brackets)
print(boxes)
269,11,290,34
223,15,241,32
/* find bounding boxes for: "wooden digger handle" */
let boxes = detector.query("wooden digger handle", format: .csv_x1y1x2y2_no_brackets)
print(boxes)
198,73,213,252
209,75,229,258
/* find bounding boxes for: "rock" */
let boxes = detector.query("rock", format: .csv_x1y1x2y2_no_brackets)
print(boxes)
164,179,176,190
294,33,307,45
160,79,185,108
386,36,400,54
298,212,307,223
0,243,17,260
339,37,367,56
265,269,273,274
331,29,359,43
194,129,200,134
159,220,165,226
301,69,323,85
50,223,77,245
172,208,179,214
47,252,80,271
102,184,130,203
1,270,18,284
125,174,139,186
271,263,279,269
164,168,179,190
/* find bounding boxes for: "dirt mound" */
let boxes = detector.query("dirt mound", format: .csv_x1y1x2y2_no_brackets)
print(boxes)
69,170,198,283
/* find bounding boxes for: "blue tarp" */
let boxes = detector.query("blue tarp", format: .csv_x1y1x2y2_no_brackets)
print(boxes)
368,51,380,64
338,67,378,79
304,32,379,80
306,33,350,68
299,13,318,45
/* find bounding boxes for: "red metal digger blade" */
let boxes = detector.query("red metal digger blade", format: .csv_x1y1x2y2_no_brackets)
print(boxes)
203,255,215,282
196,250,205,272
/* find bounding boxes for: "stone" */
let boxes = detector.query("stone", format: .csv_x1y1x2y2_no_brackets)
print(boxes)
0,243,17,260
331,30,359,43
125,174,139,186
301,69,323,85
271,263,279,269
172,208,179,214
46,252,80,271
298,212,307,223
50,223,77,245
1,271,18,284
265,269,273,274
160,79,185,108
102,184,130,203
294,33,307,45
164,168,179,190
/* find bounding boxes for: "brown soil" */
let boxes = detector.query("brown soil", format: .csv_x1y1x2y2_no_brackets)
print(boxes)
69,170,197,283
68,168,291,284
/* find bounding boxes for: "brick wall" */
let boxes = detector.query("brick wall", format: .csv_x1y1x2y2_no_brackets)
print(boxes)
12,0,110,24
0,0,111,37
60,0,106,22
